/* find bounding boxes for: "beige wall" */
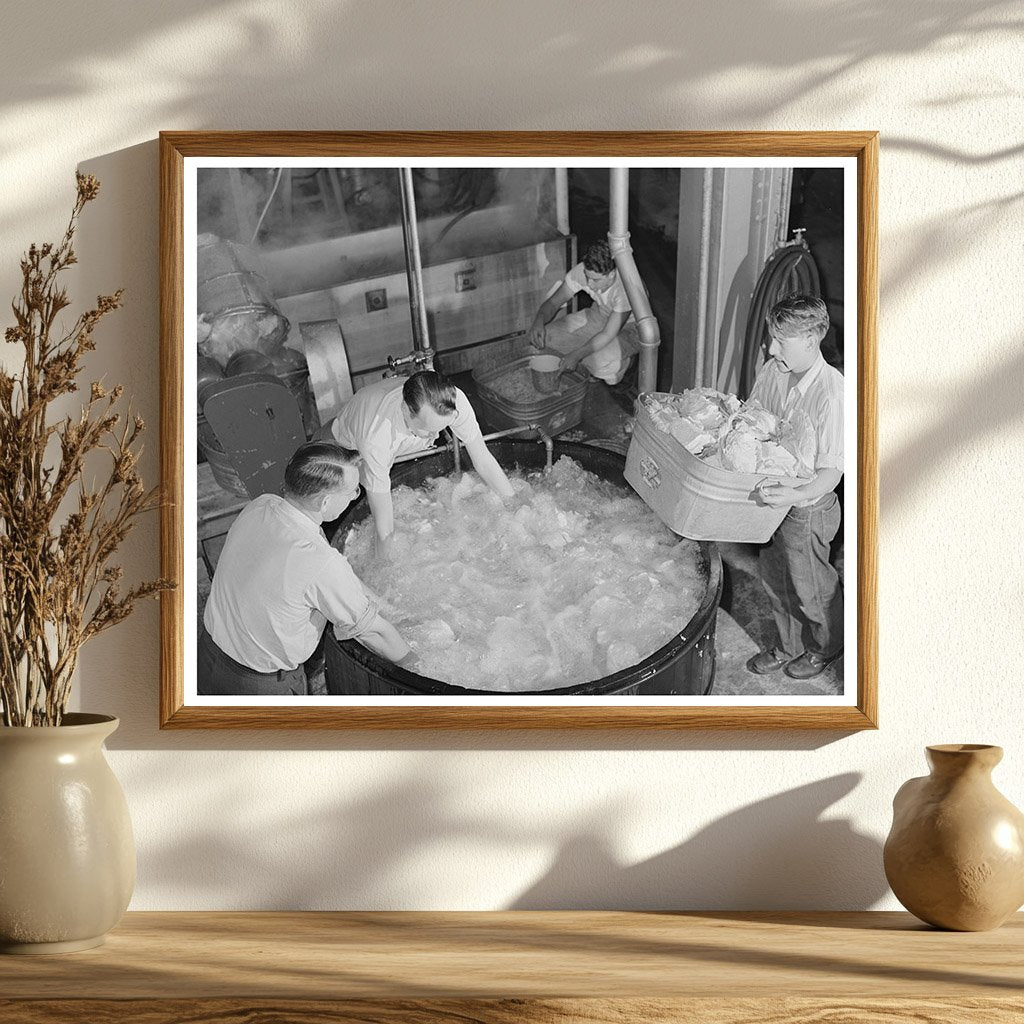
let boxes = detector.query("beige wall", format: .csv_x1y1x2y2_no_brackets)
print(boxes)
2,1,1021,910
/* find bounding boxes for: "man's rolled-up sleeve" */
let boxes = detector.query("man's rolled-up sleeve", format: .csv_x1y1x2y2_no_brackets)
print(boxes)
358,427,394,494
814,393,845,473
309,550,380,640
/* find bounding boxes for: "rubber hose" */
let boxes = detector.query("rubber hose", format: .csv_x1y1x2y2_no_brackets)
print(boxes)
739,243,821,398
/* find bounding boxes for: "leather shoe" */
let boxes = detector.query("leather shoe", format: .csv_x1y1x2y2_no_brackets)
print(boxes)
746,650,790,675
784,649,843,680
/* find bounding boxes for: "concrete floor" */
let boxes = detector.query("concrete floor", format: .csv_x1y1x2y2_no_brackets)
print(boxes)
457,369,845,699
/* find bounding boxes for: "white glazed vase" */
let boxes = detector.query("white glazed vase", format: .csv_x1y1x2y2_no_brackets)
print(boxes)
0,713,136,953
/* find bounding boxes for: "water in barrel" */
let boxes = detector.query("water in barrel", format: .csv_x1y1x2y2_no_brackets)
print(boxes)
340,456,707,692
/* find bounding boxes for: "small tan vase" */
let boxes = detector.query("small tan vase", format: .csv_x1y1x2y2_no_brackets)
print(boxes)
884,744,1024,931
0,713,136,953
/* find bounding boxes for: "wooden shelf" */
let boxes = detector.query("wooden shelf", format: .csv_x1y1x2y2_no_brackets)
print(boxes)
1,911,1021,1022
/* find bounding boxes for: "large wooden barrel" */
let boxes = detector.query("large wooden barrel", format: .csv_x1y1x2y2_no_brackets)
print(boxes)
324,440,722,697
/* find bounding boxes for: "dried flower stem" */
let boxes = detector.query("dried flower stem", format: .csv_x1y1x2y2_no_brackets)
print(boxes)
0,174,174,726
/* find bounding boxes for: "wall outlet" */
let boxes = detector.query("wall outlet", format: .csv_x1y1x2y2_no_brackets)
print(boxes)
454,268,477,292
365,288,388,312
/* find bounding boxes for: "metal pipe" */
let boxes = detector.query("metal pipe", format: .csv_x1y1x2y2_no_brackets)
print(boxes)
694,168,714,389
447,427,461,479
391,424,553,474
539,430,553,473
481,423,554,473
385,350,433,376
607,167,661,395
393,442,455,466
554,167,570,236
398,168,433,363
480,424,536,442
609,167,629,238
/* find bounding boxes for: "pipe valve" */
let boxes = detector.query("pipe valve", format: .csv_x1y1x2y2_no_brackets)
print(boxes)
385,350,435,377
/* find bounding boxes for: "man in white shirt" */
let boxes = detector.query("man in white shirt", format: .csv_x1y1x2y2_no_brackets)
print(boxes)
527,241,640,385
199,441,412,696
331,370,514,555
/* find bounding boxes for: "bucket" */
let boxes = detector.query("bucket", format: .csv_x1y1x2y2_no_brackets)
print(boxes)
624,399,808,543
529,353,563,394
197,375,254,498
197,428,249,498
196,236,290,365
472,357,587,439
270,347,321,438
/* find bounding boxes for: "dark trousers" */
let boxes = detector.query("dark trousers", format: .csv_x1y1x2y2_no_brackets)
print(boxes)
759,492,844,659
197,627,308,696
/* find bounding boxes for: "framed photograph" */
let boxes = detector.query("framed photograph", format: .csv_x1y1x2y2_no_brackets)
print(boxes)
160,131,877,730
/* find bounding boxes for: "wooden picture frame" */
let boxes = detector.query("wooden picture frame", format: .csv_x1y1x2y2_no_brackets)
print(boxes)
160,131,878,730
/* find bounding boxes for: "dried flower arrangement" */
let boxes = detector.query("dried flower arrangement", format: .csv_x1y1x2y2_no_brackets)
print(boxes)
0,174,173,726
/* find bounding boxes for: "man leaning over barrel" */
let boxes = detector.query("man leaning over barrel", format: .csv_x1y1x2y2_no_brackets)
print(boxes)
328,370,515,557
198,441,413,696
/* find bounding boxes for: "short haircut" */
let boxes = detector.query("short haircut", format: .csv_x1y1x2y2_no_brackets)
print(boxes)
402,370,457,417
283,441,358,499
582,241,615,275
766,295,830,339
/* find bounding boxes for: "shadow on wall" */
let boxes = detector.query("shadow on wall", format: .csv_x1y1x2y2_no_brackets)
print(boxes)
73,140,166,743
511,774,886,910
882,192,1024,311
2,0,1018,140
883,332,1024,510
129,759,885,909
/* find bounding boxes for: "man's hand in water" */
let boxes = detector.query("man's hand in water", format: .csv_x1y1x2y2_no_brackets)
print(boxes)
375,532,396,561
502,477,533,511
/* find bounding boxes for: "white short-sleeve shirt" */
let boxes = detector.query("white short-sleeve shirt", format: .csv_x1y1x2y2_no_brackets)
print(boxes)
749,352,845,488
204,494,378,672
563,262,633,320
331,377,483,493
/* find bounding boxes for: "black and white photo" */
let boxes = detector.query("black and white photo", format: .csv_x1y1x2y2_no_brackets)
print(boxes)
160,133,877,729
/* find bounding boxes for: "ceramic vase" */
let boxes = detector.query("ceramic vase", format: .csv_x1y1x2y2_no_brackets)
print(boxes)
884,744,1024,931
0,713,135,953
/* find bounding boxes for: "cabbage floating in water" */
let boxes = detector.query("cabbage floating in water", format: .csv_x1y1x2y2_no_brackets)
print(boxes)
338,457,706,692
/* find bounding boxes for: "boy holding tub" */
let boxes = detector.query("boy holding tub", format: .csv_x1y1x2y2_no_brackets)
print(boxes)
527,241,641,386
746,296,845,681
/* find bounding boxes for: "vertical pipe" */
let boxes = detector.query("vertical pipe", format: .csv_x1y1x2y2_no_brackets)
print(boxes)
776,168,794,247
398,168,433,361
608,168,661,394
609,167,629,238
447,427,461,479
554,167,570,236
693,168,714,389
